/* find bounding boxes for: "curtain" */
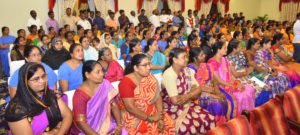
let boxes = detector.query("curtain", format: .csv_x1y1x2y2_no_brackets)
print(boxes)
94,0,115,17
49,0,56,11
167,0,181,13
142,0,159,17
200,0,213,16
279,0,300,22
280,2,300,22
58,0,77,17
217,1,225,16
88,0,96,12
195,0,229,16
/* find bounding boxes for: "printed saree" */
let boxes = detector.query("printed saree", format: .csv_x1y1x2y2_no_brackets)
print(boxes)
71,79,127,135
162,67,215,134
122,75,175,135
208,57,255,115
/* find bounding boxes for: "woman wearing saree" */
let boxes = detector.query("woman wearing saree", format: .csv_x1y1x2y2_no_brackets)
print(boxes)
119,54,175,134
208,41,255,116
188,47,229,126
98,47,124,83
5,62,72,135
271,33,300,87
70,60,126,135
144,38,167,86
162,48,215,134
247,38,290,98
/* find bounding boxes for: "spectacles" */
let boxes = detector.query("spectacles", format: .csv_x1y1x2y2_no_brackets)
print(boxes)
29,53,42,57
29,74,48,83
137,63,151,67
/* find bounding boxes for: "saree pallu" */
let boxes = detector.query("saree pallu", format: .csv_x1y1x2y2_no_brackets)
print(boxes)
122,75,175,135
208,57,255,115
162,69,215,134
195,63,229,125
72,80,128,135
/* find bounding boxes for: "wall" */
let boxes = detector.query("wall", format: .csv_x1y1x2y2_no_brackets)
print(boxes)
259,0,280,20
228,0,261,20
0,0,59,36
0,0,283,36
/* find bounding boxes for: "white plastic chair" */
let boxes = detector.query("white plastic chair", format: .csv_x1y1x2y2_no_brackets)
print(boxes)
9,60,25,75
117,60,125,70
53,70,59,89
111,81,120,91
64,90,75,110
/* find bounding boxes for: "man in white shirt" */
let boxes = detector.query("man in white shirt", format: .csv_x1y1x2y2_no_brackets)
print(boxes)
27,10,43,31
185,10,195,35
128,11,139,26
159,9,169,25
293,12,300,63
149,9,160,28
61,8,77,31
77,10,92,30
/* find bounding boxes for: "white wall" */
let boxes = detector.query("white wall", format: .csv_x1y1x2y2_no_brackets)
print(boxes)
0,0,283,36
0,0,60,36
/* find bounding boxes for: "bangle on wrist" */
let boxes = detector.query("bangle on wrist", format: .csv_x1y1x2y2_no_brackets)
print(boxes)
149,115,154,123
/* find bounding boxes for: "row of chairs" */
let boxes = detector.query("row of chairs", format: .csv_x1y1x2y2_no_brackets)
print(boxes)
207,85,300,135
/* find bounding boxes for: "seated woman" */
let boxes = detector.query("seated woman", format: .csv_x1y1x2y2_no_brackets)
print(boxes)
58,43,83,92
70,60,126,134
163,37,178,57
246,38,290,98
98,47,124,83
9,45,57,98
271,33,300,87
124,38,142,67
162,48,215,134
10,36,27,61
100,33,118,60
208,41,255,115
188,47,229,125
144,38,167,84
227,39,271,107
38,35,50,55
5,62,72,135
119,54,175,134
42,38,71,70
80,36,98,61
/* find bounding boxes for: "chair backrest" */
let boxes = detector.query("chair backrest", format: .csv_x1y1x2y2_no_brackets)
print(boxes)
117,60,125,70
64,90,75,110
111,81,120,91
9,60,25,75
282,85,300,123
207,115,253,135
248,98,290,135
